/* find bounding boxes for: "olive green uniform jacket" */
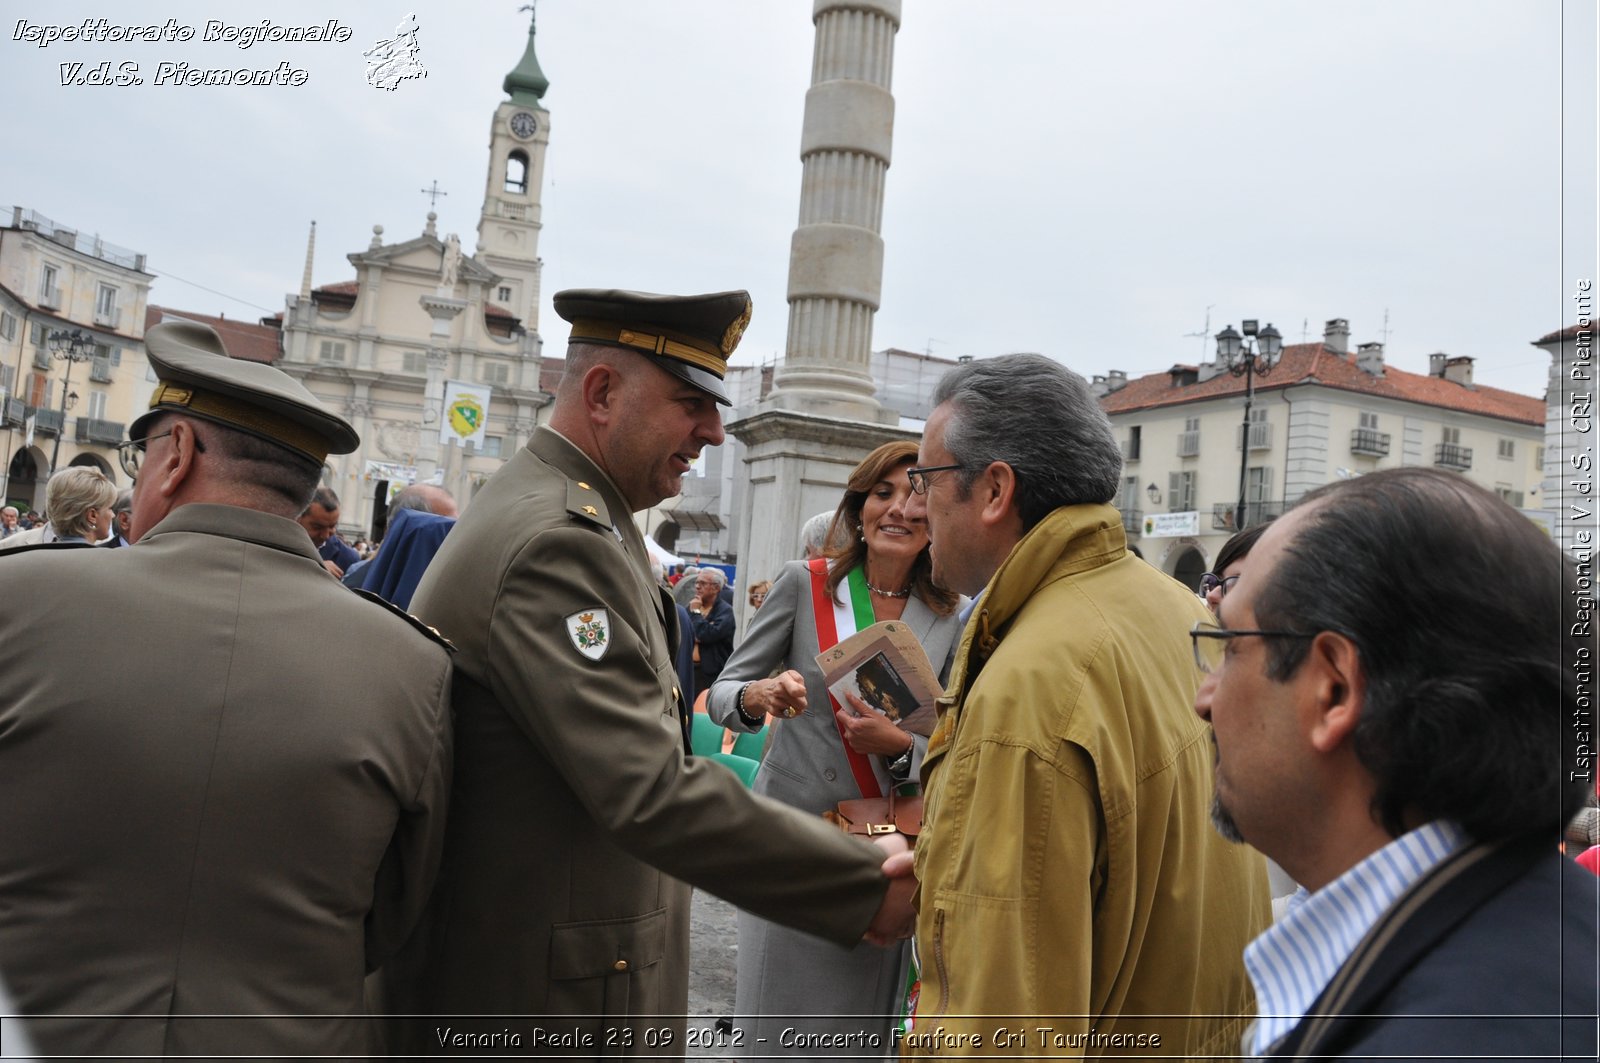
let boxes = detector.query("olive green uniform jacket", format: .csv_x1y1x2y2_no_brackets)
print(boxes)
910,505,1270,1059
382,428,886,1054
0,504,453,1058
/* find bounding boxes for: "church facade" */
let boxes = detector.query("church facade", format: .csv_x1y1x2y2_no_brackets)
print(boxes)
275,12,555,538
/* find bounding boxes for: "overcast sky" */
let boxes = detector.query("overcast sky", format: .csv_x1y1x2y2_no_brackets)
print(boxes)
2,1,1593,401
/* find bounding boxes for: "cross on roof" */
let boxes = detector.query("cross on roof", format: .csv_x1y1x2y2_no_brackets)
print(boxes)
420,180,448,210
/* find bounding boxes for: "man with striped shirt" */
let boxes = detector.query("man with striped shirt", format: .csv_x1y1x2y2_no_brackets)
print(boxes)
1194,467,1597,1060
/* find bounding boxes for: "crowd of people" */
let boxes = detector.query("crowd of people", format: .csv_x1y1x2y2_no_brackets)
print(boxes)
0,293,1594,1061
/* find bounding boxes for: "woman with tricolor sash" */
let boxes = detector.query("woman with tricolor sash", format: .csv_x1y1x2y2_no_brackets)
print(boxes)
707,441,964,1058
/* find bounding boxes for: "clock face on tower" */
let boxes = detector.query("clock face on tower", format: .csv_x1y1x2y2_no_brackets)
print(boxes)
509,111,539,140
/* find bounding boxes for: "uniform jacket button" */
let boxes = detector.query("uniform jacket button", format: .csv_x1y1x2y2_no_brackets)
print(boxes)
613,959,628,972
823,768,837,782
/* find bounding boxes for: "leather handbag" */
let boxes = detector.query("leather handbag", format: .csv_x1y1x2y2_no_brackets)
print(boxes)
823,791,923,841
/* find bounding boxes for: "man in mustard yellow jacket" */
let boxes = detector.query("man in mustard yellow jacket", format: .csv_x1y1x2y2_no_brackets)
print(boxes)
899,354,1270,1058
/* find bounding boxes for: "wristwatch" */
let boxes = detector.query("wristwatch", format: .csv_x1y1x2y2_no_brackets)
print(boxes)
887,746,913,779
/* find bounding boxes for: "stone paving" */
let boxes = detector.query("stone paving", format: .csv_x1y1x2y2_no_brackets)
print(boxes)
687,889,740,1061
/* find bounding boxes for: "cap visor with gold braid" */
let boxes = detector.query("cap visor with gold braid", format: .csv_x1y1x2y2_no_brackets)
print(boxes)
554,288,751,405
131,319,359,463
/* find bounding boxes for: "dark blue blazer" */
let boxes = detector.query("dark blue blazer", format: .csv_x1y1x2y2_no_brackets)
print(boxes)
355,508,455,610
672,603,696,709
319,535,360,573
1270,834,1599,1062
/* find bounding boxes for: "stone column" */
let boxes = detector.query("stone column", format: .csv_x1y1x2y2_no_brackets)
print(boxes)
418,292,466,484
724,0,912,603
342,386,375,531
764,0,901,425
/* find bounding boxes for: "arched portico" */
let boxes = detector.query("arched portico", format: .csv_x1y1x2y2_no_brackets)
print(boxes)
6,445,49,511
68,451,117,483
1148,537,1208,596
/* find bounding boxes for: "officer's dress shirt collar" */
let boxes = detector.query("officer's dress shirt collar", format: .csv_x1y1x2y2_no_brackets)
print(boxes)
957,591,983,626
1244,819,1470,1056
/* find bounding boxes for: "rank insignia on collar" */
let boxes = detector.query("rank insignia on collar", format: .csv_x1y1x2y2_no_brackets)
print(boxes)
565,609,610,661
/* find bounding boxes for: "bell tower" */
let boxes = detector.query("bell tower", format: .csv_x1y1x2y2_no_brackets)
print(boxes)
476,6,550,335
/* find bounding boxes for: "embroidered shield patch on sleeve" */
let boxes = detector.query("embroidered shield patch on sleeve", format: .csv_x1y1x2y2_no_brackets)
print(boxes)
565,609,610,661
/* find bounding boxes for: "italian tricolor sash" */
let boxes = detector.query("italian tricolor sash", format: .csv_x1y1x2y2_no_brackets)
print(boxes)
807,557,883,799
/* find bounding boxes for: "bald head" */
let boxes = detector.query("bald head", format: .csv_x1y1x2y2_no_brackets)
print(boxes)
391,483,458,518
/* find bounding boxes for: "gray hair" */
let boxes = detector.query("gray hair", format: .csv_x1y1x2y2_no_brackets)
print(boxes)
798,510,835,559
391,483,457,516
45,467,117,539
671,566,702,608
111,490,133,516
696,566,727,589
209,424,323,513
141,412,323,514
931,353,1121,530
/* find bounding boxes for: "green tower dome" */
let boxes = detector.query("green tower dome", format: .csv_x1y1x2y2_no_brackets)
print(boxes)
503,9,549,106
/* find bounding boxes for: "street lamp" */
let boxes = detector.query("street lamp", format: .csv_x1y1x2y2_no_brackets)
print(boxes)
47,328,96,476
1215,319,1282,532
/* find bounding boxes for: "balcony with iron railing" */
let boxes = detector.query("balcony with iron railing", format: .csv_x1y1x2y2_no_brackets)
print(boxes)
1434,443,1473,471
2,398,27,427
1211,500,1285,532
33,409,64,435
89,357,113,383
1176,431,1200,458
93,306,122,329
1235,422,1273,451
1350,428,1391,457
75,418,125,445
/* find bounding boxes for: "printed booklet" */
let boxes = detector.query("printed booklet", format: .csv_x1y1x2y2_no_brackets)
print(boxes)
814,620,943,736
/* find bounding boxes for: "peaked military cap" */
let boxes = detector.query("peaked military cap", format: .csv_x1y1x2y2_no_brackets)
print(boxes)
131,319,360,464
554,288,752,405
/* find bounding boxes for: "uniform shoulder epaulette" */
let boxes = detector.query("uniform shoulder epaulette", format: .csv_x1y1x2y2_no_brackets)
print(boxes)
0,540,95,558
351,588,457,652
566,477,613,530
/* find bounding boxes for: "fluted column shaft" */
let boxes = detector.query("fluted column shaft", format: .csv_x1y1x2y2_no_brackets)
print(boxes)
769,0,901,421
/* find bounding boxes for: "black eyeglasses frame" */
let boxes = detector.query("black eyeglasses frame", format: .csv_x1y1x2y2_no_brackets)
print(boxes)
906,463,964,495
1189,619,1318,674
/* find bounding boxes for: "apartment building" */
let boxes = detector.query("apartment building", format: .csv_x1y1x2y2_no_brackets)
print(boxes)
1098,318,1546,588
0,207,155,510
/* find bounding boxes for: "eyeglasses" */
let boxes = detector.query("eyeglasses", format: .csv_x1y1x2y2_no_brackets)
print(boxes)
906,463,963,495
1190,619,1317,674
1199,572,1241,598
115,430,204,479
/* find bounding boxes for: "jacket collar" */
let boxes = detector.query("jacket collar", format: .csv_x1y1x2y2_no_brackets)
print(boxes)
1268,834,1552,1061
140,503,324,563
530,426,633,530
924,502,1126,775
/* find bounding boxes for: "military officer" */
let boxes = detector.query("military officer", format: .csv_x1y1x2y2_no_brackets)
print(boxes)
0,320,453,1057
382,289,911,1054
